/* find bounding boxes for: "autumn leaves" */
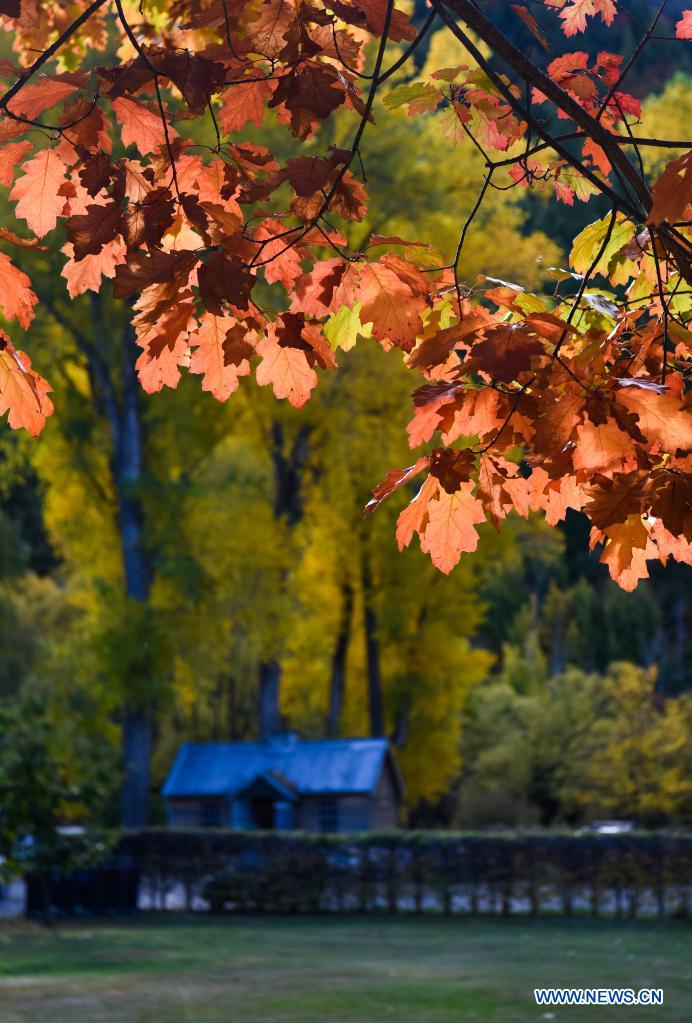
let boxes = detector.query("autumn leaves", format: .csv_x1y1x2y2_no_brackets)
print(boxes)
0,0,688,591
365,203,691,589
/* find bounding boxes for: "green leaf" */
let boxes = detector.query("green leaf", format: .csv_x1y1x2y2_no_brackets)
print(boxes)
570,215,634,276
431,66,467,84
324,303,373,352
513,291,548,315
382,81,439,112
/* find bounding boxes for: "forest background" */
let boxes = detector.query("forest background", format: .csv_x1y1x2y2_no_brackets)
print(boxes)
0,0,691,835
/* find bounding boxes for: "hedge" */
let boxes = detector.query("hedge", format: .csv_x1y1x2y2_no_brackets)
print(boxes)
116,829,692,918
25,863,139,919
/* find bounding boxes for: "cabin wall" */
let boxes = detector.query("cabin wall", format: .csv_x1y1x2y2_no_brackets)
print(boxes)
298,795,370,833
167,799,199,827
167,797,231,827
369,760,400,830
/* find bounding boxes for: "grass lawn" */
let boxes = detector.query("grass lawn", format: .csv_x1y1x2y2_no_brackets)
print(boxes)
0,915,690,1022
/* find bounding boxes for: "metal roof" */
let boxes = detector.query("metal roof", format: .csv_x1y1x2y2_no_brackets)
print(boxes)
162,737,396,799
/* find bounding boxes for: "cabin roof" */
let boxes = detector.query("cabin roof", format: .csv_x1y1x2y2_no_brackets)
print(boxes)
162,737,400,799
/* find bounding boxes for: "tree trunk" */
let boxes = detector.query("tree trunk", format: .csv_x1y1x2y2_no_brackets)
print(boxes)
327,579,353,737
121,707,152,828
391,709,409,748
549,611,566,677
673,593,687,691
361,547,384,737
85,299,153,827
116,318,153,827
257,421,311,738
227,674,236,738
259,659,282,738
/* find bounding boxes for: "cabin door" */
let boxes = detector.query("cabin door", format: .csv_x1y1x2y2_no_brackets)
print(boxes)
250,797,275,829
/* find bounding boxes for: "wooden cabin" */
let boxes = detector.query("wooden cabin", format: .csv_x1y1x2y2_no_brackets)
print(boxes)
162,735,402,832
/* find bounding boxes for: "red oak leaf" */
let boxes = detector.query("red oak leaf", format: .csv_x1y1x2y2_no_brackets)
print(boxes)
648,151,692,226
476,453,519,529
573,418,633,472
584,471,646,528
463,323,545,383
512,4,550,48
254,218,303,291
198,251,254,315
355,257,429,352
429,447,477,494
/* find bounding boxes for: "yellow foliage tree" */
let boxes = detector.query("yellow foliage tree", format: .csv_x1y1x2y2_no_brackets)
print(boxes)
580,663,692,823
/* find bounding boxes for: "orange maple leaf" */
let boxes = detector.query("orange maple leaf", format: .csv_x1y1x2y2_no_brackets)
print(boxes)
255,332,318,408
593,515,653,591
189,312,253,402
61,237,126,298
355,258,429,352
6,77,77,121
573,418,633,472
113,97,178,157
419,481,486,573
396,473,440,550
10,148,68,238
0,334,53,437
675,11,692,39
364,456,430,517
616,387,692,454
0,252,38,329
0,140,31,187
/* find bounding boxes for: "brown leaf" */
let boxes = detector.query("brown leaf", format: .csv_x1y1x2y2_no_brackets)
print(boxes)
113,248,197,299
269,63,346,139
649,151,692,226
585,472,646,529
429,448,476,494
198,251,254,315
66,200,123,260
463,322,545,383
364,456,431,517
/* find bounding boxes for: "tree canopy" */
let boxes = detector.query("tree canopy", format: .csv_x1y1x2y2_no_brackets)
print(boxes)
0,0,689,594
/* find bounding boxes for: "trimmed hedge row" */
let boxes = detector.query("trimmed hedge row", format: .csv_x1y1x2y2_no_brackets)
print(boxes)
117,829,692,918
25,864,139,919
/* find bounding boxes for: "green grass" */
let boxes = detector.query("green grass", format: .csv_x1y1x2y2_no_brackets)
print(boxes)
0,915,690,1022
